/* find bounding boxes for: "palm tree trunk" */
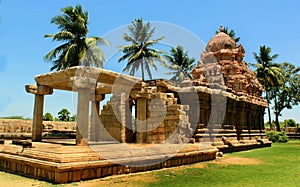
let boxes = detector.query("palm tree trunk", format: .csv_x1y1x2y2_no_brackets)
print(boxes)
273,95,281,132
141,59,145,81
266,91,273,130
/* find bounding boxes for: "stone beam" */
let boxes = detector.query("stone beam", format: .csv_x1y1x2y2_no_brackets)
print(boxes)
25,84,53,95
95,84,112,95
71,77,97,91
34,66,142,88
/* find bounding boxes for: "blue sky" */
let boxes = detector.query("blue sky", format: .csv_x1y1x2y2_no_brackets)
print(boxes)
0,0,299,122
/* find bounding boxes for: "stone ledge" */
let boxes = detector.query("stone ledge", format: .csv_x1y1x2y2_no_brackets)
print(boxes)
0,142,218,183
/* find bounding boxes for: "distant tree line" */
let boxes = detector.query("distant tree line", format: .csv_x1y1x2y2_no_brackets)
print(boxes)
43,108,76,122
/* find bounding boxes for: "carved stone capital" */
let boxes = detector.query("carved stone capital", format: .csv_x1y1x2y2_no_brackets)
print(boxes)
25,84,53,95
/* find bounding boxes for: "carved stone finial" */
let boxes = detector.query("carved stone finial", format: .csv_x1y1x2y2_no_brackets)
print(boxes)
220,25,224,32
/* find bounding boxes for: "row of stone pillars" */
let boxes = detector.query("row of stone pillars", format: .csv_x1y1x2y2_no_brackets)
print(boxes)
76,92,149,145
27,84,150,146
27,85,105,146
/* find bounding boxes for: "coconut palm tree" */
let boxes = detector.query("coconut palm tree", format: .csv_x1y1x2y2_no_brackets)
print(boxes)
252,45,282,130
118,18,165,80
216,26,240,43
164,45,195,82
44,5,110,71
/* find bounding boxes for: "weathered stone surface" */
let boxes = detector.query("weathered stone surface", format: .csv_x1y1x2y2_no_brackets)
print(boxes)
25,85,53,95
190,26,267,107
0,142,219,183
34,66,141,91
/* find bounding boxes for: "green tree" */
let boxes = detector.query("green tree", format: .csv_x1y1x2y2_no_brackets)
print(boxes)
43,112,54,121
70,114,77,121
44,4,110,71
216,26,240,43
270,62,300,129
283,119,296,127
252,45,282,130
58,108,70,121
164,45,195,82
118,18,165,80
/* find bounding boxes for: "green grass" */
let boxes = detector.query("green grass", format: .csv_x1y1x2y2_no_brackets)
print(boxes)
0,141,299,187
149,141,300,187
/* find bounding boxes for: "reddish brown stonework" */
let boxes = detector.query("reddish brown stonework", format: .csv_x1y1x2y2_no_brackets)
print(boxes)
191,26,265,102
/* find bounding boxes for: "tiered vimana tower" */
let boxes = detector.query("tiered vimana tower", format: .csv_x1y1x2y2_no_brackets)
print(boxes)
190,26,268,147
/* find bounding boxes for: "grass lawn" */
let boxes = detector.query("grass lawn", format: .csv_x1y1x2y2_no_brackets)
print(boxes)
0,141,299,187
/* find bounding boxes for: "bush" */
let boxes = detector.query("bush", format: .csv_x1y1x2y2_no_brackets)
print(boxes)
266,131,289,143
283,119,296,127
266,131,278,143
278,132,289,143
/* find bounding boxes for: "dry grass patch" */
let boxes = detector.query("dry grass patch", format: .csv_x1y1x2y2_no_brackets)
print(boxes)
69,172,158,187
213,156,263,166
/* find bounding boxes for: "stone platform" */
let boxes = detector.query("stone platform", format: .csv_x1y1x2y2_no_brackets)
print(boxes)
0,140,218,183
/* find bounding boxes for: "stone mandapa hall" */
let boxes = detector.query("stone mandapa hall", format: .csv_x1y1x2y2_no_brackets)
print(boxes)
0,27,271,183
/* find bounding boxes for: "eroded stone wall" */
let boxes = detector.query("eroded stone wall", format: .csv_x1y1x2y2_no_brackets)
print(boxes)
99,92,193,144
0,119,76,134
146,93,192,144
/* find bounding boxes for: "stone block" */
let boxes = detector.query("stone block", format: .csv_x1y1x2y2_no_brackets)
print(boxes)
55,172,69,183
155,93,167,99
157,127,165,133
158,134,165,140
112,122,121,128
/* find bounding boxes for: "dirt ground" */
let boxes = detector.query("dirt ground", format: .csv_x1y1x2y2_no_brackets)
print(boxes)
212,156,263,166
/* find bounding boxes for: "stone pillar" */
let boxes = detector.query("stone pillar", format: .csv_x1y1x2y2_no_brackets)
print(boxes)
32,94,44,141
25,84,53,142
71,76,97,146
246,109,251,139
119,93,126,143
125,98,134,143
136,97,147,144
90,94,104,142
76,88,90,146
90,100,100,142
258,107,264,138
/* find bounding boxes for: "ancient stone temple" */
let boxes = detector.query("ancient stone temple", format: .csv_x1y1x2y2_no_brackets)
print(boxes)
0,26,271,183
187,26,269,149
98,26,270,146
22,26,269,147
